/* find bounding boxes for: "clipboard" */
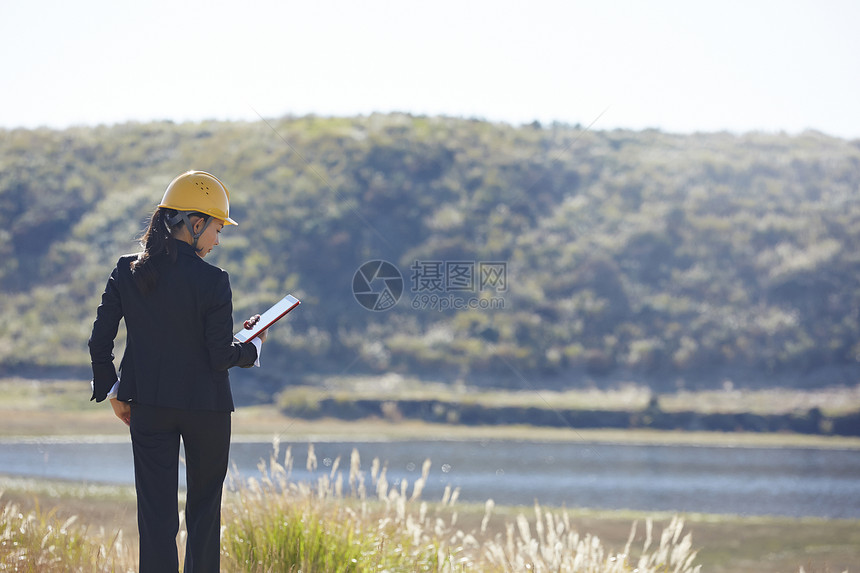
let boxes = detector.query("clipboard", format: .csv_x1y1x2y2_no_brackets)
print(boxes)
234,294,301,342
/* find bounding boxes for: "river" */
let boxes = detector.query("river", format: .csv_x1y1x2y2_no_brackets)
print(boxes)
1,438,858,519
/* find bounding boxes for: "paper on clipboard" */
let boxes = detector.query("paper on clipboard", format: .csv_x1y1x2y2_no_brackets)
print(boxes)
234,294,300,342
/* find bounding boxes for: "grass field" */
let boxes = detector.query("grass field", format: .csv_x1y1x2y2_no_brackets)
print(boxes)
1,377,859,571
4,377,860,447
2,464,858,572
278,373,860,417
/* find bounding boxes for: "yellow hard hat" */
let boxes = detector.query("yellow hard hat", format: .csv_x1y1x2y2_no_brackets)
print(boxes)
158,171,238,225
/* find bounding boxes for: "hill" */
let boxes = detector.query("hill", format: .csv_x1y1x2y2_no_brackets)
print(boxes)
2,115,859,393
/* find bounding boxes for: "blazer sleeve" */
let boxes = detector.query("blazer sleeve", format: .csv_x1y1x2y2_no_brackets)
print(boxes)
88,264,123,402
204,270,258,371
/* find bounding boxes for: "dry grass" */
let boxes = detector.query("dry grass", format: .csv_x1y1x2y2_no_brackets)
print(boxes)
6,377,860,424
2,443,703,573
2,470,857,573
219,441,702,572
283,374,860,416
3,377,860,447
0,493,136,572
658,385,860,416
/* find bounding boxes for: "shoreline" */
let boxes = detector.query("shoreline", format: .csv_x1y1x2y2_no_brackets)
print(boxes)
3,428,860,451
1,404,859,450
2,378,858,448
233,406,860,449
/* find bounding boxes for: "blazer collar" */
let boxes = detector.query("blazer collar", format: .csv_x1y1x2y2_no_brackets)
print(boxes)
176,240,199,258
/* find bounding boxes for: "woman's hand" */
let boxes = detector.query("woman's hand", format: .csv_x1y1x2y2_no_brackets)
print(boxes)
110,397,131,426
243,314,267,342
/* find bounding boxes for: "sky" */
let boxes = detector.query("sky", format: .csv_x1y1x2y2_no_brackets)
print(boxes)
2,0,859,138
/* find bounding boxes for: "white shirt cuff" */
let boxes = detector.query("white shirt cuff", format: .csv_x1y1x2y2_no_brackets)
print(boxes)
106,379,120,399
251,337,262,367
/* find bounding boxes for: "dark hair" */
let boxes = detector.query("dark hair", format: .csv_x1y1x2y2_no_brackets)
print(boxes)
130,207,179,294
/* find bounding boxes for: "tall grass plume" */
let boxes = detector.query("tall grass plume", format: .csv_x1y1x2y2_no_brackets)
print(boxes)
219,442,703,572
0,492,133,572
1,441,707,572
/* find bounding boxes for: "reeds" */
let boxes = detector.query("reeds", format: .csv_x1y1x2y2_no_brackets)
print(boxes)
1,442,705,572
0,493,134,572
218,442,703,572
219,442,446,572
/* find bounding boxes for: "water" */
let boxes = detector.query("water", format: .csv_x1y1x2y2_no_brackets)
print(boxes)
1,437,858,519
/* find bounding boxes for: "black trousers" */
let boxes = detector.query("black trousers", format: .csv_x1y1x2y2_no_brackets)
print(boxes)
130,403,231,573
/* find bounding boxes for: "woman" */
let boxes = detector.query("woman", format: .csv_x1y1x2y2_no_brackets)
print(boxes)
89,171,264,572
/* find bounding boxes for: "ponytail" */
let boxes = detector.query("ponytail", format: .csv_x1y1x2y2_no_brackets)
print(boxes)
130,207,179,294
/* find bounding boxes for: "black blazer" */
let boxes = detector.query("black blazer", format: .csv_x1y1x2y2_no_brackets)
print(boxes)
88,241,257,411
